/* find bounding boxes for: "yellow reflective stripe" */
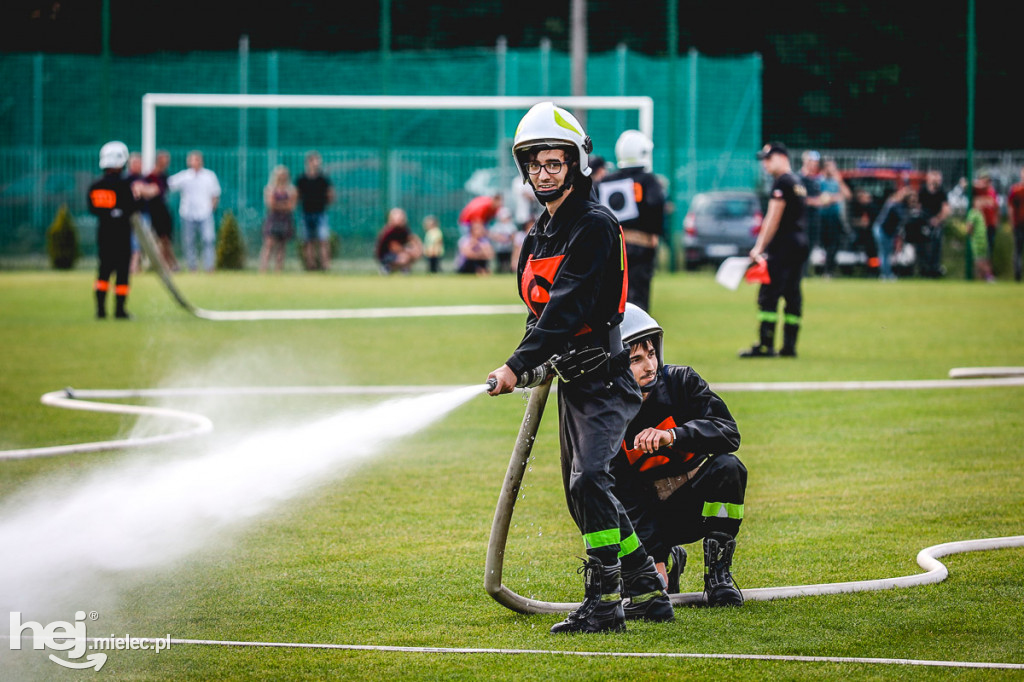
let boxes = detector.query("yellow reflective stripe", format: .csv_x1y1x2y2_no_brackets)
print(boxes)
553,108,581,135
617,532,641,558
702,502,744,520
584,528,620,549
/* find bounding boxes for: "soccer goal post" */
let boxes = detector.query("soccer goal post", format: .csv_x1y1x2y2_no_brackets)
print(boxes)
140,93,654,172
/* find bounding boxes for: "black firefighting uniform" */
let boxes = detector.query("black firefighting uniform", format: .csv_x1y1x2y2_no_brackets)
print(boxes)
88,171,138,317
505,184,645,567
599,166,666,312
758,172,809,350
610,365,745,564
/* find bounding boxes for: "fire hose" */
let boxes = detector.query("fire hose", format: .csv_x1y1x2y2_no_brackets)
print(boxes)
484,369,1024,614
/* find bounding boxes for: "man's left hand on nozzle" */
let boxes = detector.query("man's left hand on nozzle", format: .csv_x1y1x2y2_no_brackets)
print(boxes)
487,365,517,395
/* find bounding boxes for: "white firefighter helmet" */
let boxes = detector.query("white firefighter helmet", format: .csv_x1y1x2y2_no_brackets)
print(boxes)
615,129,654,171
621,302,664,369
99,141,130,170
512,101,593,185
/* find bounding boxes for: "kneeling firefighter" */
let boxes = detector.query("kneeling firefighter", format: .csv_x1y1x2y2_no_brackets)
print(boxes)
487,102,671,633
612,303,747,607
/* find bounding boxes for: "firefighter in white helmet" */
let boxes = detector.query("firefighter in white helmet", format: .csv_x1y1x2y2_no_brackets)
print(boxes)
88,141,141,319
612,303,747,606
487,102,671,634
598,130,666,311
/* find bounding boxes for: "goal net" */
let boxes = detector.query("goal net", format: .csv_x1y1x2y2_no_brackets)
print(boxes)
141,94,653,257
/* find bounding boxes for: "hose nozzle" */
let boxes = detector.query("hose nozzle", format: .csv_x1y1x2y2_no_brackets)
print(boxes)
516,362,552,388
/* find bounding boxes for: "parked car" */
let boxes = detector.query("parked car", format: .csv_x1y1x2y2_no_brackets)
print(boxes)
682,190,762,270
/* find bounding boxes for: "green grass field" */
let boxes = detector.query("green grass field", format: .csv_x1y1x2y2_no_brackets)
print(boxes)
2,268,1023,680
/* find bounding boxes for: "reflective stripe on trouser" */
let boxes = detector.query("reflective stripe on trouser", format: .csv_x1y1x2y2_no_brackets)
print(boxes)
558,351,643,563
757,248,807,321
702,502,744,520
612,453,747,563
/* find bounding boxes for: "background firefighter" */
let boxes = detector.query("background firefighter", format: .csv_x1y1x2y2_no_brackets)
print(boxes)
741,141,809,358
613,303,747,607
598,129,667,312
88,141,141,320
487,102,670,634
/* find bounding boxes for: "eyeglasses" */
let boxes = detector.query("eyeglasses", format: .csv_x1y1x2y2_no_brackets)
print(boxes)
524,160,565,176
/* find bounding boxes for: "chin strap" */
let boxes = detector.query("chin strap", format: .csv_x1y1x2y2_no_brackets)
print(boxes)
532,163,579,204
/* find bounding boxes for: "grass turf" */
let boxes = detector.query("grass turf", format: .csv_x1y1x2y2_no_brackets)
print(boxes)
1,268,1022,680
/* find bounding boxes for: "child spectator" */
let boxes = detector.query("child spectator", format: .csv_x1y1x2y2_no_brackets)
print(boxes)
422,215,445,273
967,189,995,282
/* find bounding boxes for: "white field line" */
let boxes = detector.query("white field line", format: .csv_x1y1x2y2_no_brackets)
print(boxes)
194,304,524,321
58,635,1021,670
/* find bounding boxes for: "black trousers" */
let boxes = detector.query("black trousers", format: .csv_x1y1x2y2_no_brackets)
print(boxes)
758,247,809,320
615,453,747,564
625,243,657,311
97,230,132,289
558,350,643,563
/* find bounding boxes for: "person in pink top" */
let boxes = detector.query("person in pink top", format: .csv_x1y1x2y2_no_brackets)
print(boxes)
1007,167,1024,282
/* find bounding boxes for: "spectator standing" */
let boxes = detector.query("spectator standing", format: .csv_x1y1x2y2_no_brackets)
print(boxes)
489,207,518,273
872,186,911,281
124,152,147,274
455,219,495,275
817,158,851,278
258,165,297,273
422,214,445,273
296,151,335,271
966,189,995,282
88,141,140,319
1007,167,1024,282
599,130,666,311
917,170,951,278
145,150,177,271
798,150,823,271
487,102,666,634
741,142,809,358
974,173,999,259
375,207,422,274
167,150,221,272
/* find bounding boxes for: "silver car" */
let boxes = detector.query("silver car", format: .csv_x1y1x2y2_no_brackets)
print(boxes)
682,191,763,270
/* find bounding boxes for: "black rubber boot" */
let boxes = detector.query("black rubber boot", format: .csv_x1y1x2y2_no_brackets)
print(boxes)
95,289,107,319
780,323,800,357
665,545,687,594
550,558,626,634
622,556,674,622
114,294,132,320
703,532,743,607
739,320,776,357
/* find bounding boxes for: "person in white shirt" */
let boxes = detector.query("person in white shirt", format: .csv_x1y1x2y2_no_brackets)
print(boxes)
167,150,221,272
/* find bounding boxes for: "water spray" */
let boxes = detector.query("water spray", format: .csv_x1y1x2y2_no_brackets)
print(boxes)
0,382,491,616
